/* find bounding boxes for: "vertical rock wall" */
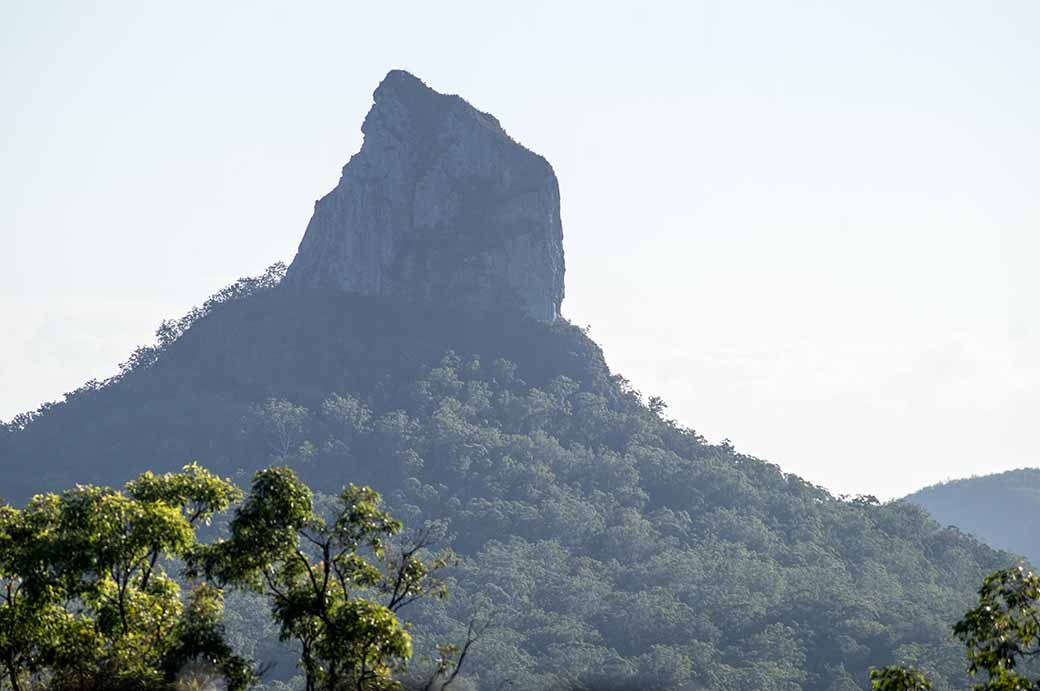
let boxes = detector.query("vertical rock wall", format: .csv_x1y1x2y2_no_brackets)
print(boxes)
283,70,565,321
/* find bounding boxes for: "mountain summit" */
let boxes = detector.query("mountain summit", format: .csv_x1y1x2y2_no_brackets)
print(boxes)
1,71,1020,691
284,70,565,321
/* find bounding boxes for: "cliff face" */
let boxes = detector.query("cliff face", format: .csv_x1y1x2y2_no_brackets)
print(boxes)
283,70,565,321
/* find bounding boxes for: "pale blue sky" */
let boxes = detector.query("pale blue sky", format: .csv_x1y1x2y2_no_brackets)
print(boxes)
3,1,1038,498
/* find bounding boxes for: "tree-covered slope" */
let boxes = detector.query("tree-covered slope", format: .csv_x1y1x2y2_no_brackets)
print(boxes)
906,469,1040,567
0,275,1018,690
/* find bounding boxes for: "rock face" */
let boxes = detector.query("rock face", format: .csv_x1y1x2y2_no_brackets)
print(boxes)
283,70,565,321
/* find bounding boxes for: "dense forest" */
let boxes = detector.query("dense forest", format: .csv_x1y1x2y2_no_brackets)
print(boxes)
906,470,1040,568
0,268,1022,690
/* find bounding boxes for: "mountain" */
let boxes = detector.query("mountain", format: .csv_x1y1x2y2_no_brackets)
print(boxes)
0,71,1019,691
906,468,1040,567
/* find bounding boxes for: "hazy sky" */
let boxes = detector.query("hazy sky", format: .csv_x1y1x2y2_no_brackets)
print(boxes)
3,1,1038,499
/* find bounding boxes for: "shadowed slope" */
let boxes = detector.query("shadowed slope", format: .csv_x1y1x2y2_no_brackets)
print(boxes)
906,468,1040,566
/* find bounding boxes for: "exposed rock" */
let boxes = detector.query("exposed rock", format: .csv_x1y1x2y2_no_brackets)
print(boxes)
283,70,565,321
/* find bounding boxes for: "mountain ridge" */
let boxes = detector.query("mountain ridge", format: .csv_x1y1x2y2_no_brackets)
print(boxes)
906,467,1040,567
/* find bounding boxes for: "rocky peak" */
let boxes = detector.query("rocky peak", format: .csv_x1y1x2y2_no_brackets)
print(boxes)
283,70,565,321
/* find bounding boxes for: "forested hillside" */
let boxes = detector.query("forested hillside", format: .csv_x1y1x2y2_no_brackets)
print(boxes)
906,469,1040,567
0,271,1018,690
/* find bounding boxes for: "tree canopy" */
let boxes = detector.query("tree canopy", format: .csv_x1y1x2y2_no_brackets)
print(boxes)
0,463,449,691
192,467,451,691
0,463,250,691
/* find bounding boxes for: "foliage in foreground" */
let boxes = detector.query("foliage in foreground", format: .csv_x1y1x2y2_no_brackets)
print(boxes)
0,463,249,690
191,467,453,691
0,463,452,691
873,566,1040,691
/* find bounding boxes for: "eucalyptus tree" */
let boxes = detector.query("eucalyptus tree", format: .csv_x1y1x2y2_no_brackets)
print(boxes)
192,466,453,691
872,566,1040,691
0,463,250,691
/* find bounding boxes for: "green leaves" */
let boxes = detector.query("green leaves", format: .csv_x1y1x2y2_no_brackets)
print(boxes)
0,465,250,691
202,466,446,690
336,483,403,555
161,583,255,691
316,599,413,684
869,666,933,691
953,566,1040,691
126,462,243,527
872,566,1040,691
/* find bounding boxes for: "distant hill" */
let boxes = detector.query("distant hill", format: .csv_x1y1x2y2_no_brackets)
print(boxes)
905,468,1040,566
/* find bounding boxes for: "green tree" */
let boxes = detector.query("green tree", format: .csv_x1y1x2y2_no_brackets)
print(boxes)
953,566,1040,691
159,583,255,691
0,500,68,691
872,566,1040,691
0,464,249,691
251,398,314,463
193,466,452,691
